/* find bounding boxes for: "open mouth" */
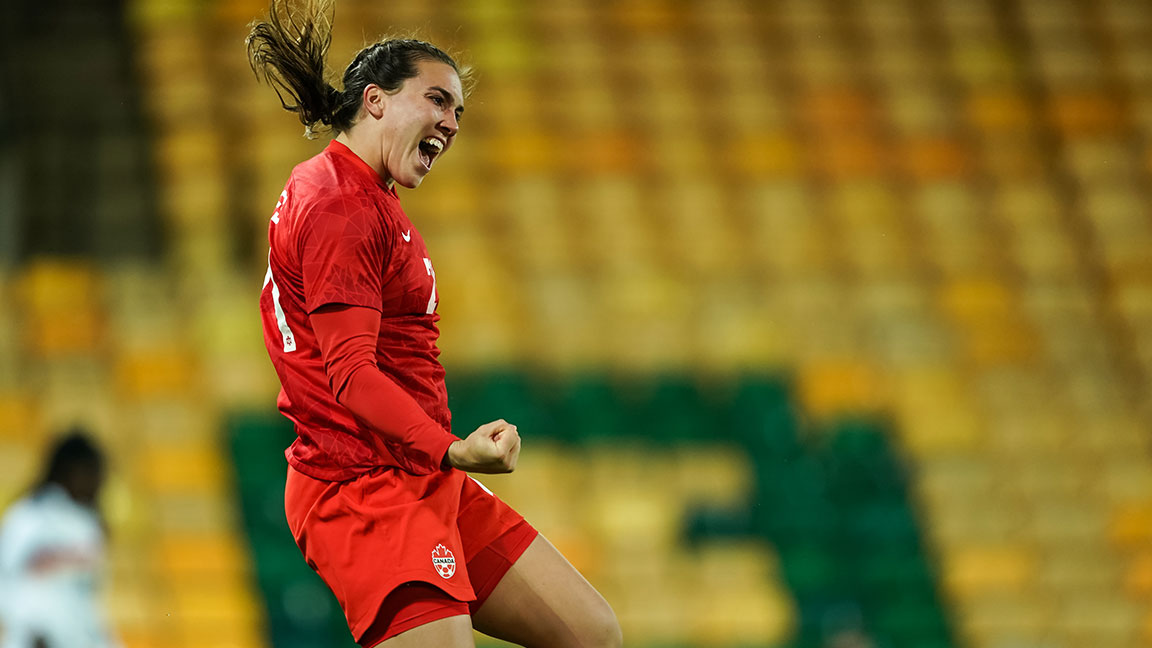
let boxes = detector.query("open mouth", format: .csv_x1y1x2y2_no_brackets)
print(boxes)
418,137,444,170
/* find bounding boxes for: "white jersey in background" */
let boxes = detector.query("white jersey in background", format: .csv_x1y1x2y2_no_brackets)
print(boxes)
0,484,119,648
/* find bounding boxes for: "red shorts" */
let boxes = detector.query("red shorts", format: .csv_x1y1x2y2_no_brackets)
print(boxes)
284,465,538,646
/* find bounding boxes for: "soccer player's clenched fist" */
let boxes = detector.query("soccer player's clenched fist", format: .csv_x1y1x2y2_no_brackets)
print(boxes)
446,419,521,474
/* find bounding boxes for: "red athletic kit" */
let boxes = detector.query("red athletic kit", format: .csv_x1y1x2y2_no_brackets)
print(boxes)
259,140,536,644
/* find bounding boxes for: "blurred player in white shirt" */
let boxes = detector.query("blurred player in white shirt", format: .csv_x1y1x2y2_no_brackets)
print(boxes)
0,430,119,648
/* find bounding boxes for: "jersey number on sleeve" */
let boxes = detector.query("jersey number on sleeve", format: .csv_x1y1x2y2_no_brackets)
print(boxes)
265,190,297,352
423,258,438,315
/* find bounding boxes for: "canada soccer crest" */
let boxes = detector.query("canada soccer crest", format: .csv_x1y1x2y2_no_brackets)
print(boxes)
432,544,456,579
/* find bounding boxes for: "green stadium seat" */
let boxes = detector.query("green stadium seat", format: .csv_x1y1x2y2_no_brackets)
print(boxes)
622,375,714,443
547,374,624,442
778,544,847,597
447,370,554,439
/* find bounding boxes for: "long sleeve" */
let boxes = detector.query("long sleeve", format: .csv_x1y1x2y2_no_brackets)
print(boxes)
310,304,458,474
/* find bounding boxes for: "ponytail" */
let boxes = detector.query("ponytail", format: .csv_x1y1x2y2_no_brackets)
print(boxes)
246,0,347,138
247,0,471,138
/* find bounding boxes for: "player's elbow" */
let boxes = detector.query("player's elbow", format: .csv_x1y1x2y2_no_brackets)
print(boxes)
326,360,372,406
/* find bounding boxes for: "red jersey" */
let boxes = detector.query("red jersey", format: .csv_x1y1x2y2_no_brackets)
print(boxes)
260,140,456,480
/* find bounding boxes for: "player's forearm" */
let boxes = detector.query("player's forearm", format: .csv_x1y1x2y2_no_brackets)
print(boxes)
338,364,459,473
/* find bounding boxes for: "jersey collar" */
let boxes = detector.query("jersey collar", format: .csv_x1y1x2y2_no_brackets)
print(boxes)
325,140,398,196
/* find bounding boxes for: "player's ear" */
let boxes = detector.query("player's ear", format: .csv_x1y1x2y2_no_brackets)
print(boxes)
362,84,387,119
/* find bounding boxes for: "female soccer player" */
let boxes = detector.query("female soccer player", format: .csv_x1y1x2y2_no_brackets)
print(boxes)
0,430,119,648
248,2,621,646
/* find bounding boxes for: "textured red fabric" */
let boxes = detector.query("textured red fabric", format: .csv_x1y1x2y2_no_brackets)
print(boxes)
260,140,457,478
357,584,468,647
284,465,535,644
357,521,539,646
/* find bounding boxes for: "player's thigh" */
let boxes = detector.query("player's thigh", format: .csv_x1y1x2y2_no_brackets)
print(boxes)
471,534,621,648
371,614,475,648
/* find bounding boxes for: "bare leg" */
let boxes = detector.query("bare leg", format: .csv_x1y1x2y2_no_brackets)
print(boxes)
472,535,622,648
372,614,475,648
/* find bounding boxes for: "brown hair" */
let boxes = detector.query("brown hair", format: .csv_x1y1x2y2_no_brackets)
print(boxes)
246,0,470,137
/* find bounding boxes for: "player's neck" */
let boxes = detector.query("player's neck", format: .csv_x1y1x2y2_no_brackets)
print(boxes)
335,131,394,188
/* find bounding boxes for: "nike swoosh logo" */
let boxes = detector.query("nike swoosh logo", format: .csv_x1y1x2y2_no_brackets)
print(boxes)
402,230,411,242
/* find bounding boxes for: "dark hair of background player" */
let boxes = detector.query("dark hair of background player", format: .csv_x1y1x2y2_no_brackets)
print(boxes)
36,428,105,507
246,0,471,137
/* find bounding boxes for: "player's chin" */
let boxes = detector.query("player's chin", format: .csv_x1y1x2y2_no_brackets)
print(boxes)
395,170,427,189
397,162,431,189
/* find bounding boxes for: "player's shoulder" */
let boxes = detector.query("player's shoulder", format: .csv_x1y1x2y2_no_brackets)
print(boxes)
290,147,369,199
0,492,45,531
287,155,385,224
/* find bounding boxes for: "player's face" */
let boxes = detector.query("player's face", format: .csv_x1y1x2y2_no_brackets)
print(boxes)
380,60,464,189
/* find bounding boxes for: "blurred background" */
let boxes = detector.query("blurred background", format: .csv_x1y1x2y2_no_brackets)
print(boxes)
1,0,1151,646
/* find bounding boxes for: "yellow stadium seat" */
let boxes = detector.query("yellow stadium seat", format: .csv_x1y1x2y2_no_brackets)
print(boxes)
1015,229,1079,278
1096,458,1152,504
1000,456,1084,502
137,442,227,495
978,134,1049,179
1033,43,1105,89
950,42,1017,86
1036,547,1121,592
599,275,693,371
801,87,875,134
940,277,1015,320
612,0,683,33
604,579,690,645
882,87,956,134
943,545,1036,596
790,41,854,85
17,261,104,355
156,532,250,580
1018,0,1080,31
729,133,802,176
152,492,236,536
116,348,199,400
922,494,1022,548
812,133,888,179
689,580,795,647
481,131,559,173
1123,549,1152,598
1064,139,1137,182
1053,593,1142,648
670,446,752,505
1050,92,1126,136
890,369,985,456
798,360,885,416
0,392,41,442
0,439,40,506
961,317,1039,365
967,92,1033,132
167,578,263,633
1109,502,1152,549
588,477,683,549
936,0,998,33
957,593,1051,648
695,288,791,370
695,541,779,587
917,455,996,503
901,136,973,180
106,576,162,632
